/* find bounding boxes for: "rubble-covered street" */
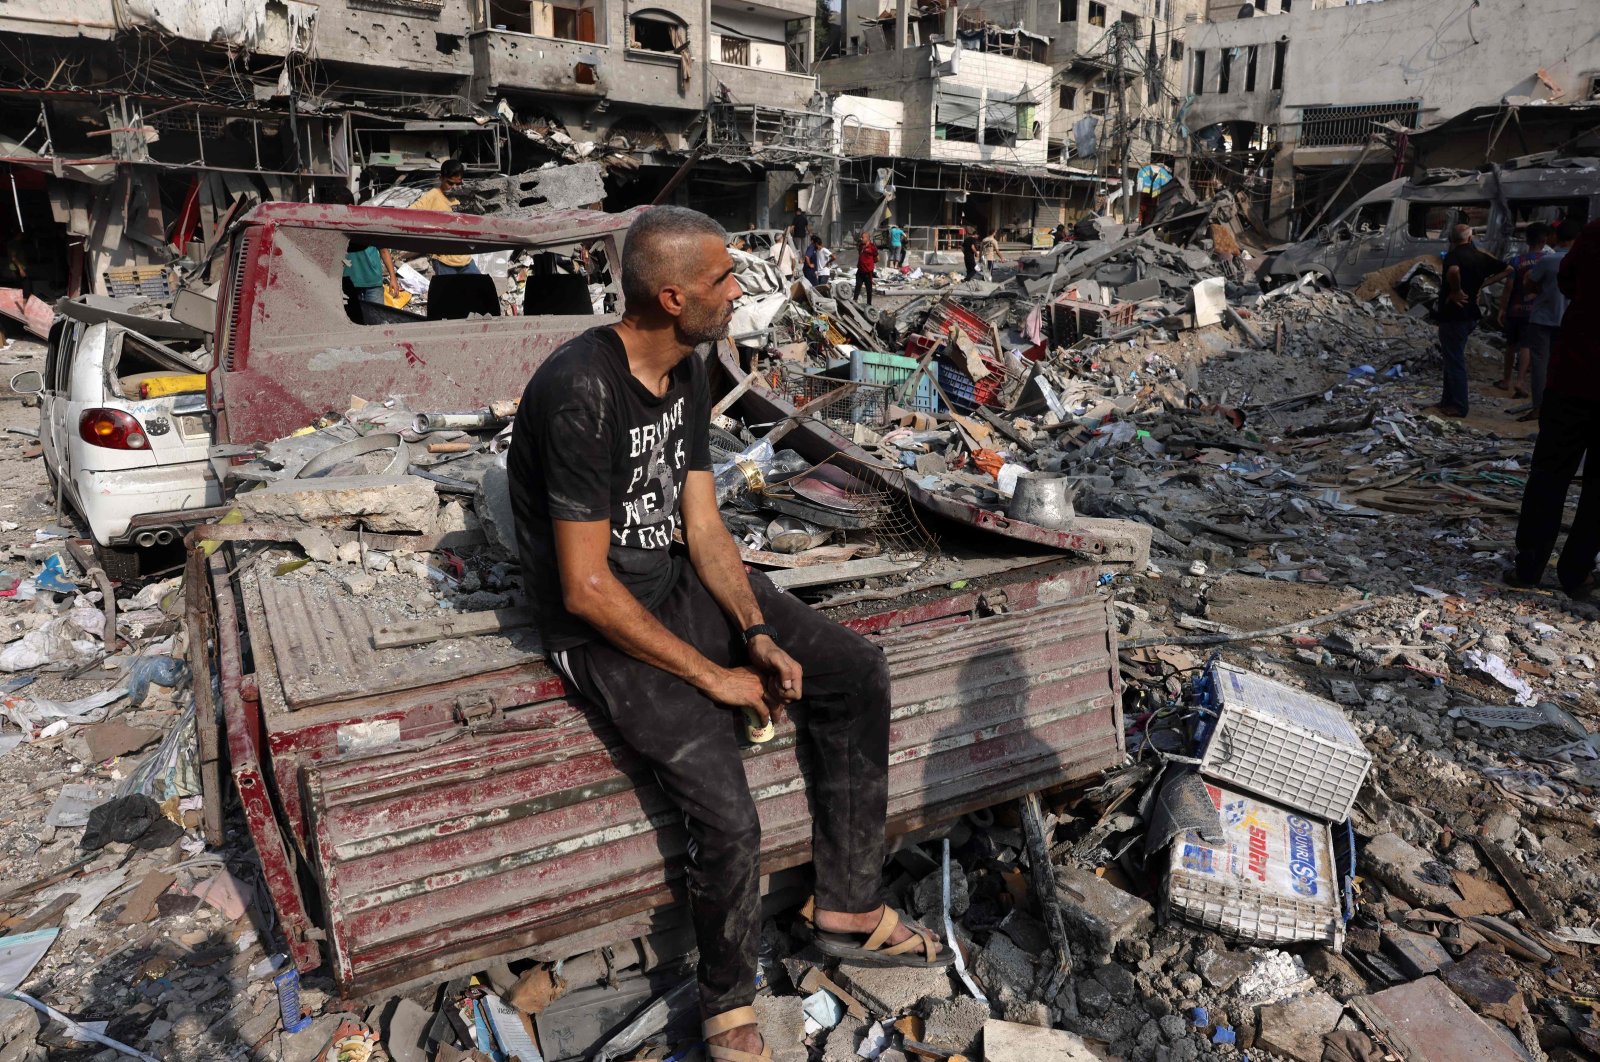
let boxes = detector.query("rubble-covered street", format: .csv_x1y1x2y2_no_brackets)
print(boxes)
2,0,1600,1059
2,194,1598,1061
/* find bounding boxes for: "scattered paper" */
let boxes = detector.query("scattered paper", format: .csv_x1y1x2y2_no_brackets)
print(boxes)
0,928,58,994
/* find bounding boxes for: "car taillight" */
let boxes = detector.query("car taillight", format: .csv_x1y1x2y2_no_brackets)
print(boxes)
79,408,149,450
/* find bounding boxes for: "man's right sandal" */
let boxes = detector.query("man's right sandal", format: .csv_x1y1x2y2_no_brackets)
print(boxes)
809,903,956,969
703,1005,771,1062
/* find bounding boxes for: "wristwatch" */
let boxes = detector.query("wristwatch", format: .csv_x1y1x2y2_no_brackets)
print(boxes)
742,623,780,646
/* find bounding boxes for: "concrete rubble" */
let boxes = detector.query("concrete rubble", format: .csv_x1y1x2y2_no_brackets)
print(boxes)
1,195,1599,1062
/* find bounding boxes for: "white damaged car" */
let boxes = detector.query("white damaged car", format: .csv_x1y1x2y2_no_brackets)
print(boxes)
11,296,225,574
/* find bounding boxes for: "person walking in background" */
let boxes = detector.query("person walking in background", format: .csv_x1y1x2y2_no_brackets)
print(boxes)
1496,222,1547,399
1518,218,1580,422
1431,223,1508,418
1511,216,1600,599
854,231,878,306
980,229,1003,282
887,221,907,268
802,234,822,286
409,159,478,275
324,185,398,322
961,227,980,282
789,208,809,254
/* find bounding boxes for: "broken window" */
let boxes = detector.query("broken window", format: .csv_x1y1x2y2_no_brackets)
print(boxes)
1193,50,1205,95
629,9,681,51
1507,197,1591,245
1272,40,1287,90
1341,201,1391,234
1407,201,1490,241
1245,44,1258,91
1120,11,1139,35
1280,0,1290,11
720,35,750,65
1087,2,1106,27
345,236,616,326
1059,85,1078,109
1170,39,1183,60
551,5,598,42
934,83,982,143
486,0,533,34
1218,48,1232,93
1091,90,1108,111
1060,0,1077,21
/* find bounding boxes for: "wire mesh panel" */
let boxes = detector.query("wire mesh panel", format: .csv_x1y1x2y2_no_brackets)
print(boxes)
772,368,895,428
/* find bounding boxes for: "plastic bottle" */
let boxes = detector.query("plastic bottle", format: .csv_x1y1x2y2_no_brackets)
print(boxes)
712,439,809,504
273,966,313,1033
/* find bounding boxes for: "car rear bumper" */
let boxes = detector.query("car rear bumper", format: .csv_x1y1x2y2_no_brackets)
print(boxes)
75,462,225,546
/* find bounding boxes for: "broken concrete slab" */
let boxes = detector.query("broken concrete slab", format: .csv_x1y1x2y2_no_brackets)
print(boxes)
1254,989,1343,1062
1194,949,1253,993
982,1018,1099,1061
921,996,988,1056
475,454,518,554
1362,833,1463,908
239,475,438,534
1054,863,1155,961
971,931,1038,1006
1439,949,1527,1027
751,993,808,1062
1072,516,1152,569
832,961,954,1017
0,998,40,1048
381,997,432,1062
1381,925,1454,979
1350,976,1522,1062
820,1014,865,1062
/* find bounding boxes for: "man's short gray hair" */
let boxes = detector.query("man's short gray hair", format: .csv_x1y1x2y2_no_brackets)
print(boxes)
621,206,728,313
1451,222,1474,245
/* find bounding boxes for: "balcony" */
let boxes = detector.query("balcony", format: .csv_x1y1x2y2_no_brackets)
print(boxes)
469,27,705,107
707,63,817,109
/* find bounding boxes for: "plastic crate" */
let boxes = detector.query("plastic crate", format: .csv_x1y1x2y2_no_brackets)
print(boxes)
1197,662,1372,823
850,350,939,414
935,359,1003,414
1052,296,1136,343
1165,779,1344,950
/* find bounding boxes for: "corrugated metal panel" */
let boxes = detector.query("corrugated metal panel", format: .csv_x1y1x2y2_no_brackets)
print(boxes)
301,591,1122,995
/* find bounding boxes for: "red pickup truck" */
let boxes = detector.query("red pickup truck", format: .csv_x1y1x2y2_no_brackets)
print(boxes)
188,203,1128,999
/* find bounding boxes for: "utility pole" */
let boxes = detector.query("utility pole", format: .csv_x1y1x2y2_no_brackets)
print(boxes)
1112,21,1130,223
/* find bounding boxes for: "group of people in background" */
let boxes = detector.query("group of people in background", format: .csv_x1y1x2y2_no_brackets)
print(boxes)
1429,212,1600,600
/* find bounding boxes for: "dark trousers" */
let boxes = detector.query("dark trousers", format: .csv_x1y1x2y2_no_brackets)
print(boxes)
1438,319,1476,412
855,268,874,306
554,566,891,1019
1515,394,1600,593
1525,323,1557,410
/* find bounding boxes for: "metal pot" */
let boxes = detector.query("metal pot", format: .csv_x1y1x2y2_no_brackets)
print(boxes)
1006,473,1075,530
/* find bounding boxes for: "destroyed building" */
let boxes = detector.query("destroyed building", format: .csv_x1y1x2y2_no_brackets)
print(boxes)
1181,0,1600,239
818,0,1208,243
0,0,826,327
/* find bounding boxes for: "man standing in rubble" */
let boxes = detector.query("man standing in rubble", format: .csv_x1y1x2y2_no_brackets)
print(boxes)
1431,223,1508,418
507,206,951,1062
1512,215,1600,600
1518,218,1581,422
409,159,478,275
961,226,980,282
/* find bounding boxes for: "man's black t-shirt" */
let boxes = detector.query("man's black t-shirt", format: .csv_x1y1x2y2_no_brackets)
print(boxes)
791,211,808,241
1438,245,1507,322
962,234,978,267
506,326,712,652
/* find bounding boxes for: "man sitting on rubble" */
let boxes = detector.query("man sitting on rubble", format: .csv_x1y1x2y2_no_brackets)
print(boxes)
507,206,953,1062
1431,222,1508,418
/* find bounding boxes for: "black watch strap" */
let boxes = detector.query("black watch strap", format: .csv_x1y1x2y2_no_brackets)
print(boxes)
742,623,780,646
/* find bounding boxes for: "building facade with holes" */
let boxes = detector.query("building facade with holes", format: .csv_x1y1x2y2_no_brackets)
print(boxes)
1180,0,1600,239
0,0,823,312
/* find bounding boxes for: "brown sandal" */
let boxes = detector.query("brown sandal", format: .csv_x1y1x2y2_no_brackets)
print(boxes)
704,1005,771,1062
800,898,955,969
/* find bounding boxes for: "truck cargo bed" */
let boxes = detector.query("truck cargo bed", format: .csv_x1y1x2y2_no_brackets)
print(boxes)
210,551,1124,997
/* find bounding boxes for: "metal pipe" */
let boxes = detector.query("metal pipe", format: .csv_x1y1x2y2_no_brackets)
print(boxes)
87,565,120,653
134,531,156,548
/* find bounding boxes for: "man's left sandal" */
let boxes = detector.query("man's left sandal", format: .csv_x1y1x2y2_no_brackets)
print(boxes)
704,1005,772,1062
